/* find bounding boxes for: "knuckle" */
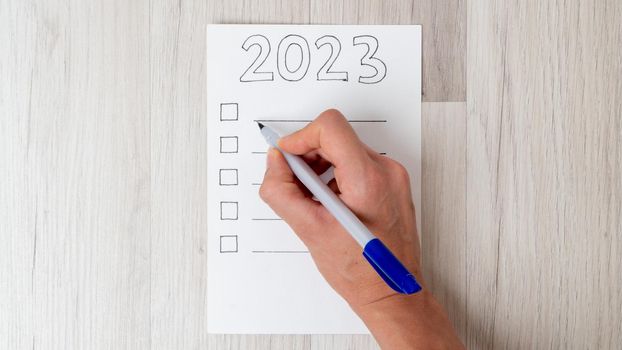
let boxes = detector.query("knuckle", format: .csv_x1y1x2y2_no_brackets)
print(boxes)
391,161,411,185
258,183,275,203
317,109,346,126
381,157,410,185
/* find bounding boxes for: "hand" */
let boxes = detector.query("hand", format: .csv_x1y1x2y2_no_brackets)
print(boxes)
260,109,420,306
260,109,464,349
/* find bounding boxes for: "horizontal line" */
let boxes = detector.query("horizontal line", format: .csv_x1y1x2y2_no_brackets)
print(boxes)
254,119,387,123
255,151,386,155
251,218,283,221
251,182,262,186
348,120,387,123
251,250,309,254
255,119,313,122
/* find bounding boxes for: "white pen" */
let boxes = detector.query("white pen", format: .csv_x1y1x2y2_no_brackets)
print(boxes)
258,122,421,294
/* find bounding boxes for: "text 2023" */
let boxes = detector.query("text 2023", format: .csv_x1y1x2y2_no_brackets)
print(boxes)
240,34,387,84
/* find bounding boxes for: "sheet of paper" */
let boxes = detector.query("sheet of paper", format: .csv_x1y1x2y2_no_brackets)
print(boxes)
207,24,421,334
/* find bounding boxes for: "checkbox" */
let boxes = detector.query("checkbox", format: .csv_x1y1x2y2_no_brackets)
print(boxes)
219,136,238,153
220,103,239,121
220,235,238,253
220,201,238,220
219,169,238,186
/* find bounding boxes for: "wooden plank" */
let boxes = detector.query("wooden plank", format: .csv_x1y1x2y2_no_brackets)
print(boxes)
208,0,310,24
466,1,622,349
0,1,37,348
464,1,507,348
416,0,466,102
150,0,208,349
1,0,152,349
421,102,467,343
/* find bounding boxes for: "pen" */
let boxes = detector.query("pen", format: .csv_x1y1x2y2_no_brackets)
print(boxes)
258,122,422,295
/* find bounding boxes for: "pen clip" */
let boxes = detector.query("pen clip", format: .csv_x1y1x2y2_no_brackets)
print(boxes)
362,238,422,295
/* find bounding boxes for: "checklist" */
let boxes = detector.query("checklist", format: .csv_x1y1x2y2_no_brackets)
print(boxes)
207,25,422,334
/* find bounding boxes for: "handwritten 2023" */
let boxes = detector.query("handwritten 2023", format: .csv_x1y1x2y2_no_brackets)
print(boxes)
240,34,387,84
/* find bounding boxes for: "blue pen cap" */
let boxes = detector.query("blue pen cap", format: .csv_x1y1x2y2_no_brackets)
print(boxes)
362,238,422,294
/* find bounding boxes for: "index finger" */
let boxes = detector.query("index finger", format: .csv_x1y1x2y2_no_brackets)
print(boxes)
277,109,372,173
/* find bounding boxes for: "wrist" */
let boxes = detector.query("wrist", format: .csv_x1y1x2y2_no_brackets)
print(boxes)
353,289,464,349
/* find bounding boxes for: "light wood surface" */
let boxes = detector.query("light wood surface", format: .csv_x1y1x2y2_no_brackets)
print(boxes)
1,1,151,348
1,0,620,349
465,1,621,348
422,102,467,343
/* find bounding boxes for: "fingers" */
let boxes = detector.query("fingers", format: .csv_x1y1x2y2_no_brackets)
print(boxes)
259,148,323,234
278,109,372,175
301,150,333,176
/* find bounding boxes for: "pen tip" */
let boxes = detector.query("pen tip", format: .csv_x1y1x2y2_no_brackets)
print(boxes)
257,122,265,130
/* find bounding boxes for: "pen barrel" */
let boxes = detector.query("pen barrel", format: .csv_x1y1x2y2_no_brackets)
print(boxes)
260,125,375,247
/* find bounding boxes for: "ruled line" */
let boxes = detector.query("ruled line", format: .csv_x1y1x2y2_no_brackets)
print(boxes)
251,250,310,254
253,151,387,155
254,119,387,123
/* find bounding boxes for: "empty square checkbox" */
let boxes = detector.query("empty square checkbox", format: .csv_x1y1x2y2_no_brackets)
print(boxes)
219,169,238,186
220,103,239,121
219,136,238,153
220,201,238,220
220,235,238,253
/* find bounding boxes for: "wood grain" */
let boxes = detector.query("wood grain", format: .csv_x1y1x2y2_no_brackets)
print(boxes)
0,2,36,348
422,102,467,342
466,1,622,349
150,0,208,349
1,0,151,349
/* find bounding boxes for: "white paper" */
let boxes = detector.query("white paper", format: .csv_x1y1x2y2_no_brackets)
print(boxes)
207,24,421,334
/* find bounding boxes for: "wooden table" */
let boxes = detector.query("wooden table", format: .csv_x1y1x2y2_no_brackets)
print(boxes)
1,0,620,349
